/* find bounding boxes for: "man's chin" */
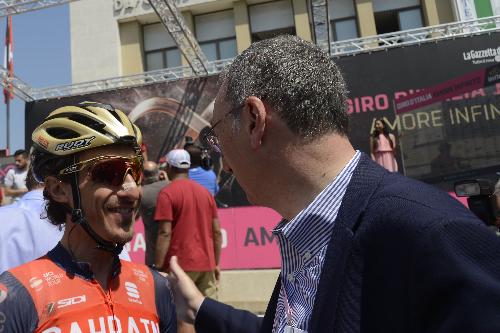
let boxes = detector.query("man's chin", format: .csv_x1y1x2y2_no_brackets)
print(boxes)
111,231,134,245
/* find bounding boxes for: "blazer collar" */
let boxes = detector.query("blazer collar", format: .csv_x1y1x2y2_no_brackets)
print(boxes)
309,153,386,332
261,153,386,333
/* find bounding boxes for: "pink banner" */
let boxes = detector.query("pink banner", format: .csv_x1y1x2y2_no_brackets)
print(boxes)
127,206,282,269
394,69,485,114
128,194,467,267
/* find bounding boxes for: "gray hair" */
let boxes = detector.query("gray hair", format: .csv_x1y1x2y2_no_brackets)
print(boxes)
218,35,349,139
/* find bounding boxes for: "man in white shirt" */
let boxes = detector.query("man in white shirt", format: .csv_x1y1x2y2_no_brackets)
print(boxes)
3,149,29,202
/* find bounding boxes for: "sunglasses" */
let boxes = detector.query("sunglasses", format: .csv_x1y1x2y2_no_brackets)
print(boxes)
59,155,144,186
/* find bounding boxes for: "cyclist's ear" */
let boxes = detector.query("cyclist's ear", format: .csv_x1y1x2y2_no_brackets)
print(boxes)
44,176,72,206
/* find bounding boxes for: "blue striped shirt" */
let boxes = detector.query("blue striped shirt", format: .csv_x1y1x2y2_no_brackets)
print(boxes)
272,151,361,333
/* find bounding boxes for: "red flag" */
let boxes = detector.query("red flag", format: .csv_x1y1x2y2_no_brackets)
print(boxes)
3,16,13,104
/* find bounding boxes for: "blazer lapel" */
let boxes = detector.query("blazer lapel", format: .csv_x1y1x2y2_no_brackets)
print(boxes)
309,154,386,333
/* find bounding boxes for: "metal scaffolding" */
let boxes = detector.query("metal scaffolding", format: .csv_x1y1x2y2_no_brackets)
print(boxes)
3,15,500,102
329,15,500,57
148,0,210,76
310,0,331,55
0,0,79,17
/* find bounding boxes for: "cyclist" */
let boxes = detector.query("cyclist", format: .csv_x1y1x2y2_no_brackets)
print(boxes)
0,102,176,333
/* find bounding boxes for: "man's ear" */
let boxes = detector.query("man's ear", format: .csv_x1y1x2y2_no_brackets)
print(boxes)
245,96,267,149
44,176,72,205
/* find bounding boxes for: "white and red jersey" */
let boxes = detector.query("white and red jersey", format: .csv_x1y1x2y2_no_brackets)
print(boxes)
0,243,176,333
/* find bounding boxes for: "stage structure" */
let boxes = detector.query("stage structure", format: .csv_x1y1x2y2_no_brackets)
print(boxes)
2,15,500,101
310,0,331,54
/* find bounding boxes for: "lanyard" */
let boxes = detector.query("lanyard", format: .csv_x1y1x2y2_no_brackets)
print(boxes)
284,288,293,326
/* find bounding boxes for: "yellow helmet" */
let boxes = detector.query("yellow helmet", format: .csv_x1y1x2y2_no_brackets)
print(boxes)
31,101,142,182
32,101,142,155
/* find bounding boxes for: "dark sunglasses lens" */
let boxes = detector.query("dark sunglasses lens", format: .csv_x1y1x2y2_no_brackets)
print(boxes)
129,158,143,183
91,160,128,186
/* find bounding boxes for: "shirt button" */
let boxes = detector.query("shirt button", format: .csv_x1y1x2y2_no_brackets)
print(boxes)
287,274,295,283
303,251,312,261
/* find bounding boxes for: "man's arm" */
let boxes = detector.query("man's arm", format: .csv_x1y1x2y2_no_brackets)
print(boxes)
168,256,261,333
212,218,222,281
155,220,172,270
0,271,38,332
412,219,500,332
3,187,27,197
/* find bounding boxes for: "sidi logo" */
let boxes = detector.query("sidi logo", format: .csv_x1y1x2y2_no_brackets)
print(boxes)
57,295,86,309
55,136,95,151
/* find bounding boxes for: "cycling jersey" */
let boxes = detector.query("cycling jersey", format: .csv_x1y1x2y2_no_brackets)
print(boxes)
0,243,176,333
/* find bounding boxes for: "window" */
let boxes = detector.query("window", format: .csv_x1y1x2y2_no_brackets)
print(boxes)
143,23,181,71
195,10,237,61
329,0,358,41
249,0,296,42
372,0,423,34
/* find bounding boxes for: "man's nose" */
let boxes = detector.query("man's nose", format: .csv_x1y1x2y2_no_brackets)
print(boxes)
117,173,141,199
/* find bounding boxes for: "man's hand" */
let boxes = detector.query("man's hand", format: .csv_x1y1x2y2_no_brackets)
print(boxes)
167,256,205,324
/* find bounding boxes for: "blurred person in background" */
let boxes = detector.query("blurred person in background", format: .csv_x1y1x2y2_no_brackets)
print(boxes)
0,168,62,273
3,149,29,202
370,118,398,172
0,102,175,332
185,144,219,196
141,160,169,267
155,149,222,333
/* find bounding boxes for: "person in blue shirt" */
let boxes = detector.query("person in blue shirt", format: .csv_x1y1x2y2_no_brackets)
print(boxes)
0,169,62,273
185,144,219,196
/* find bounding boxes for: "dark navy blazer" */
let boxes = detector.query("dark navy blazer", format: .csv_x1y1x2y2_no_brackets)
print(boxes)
195,154,500,333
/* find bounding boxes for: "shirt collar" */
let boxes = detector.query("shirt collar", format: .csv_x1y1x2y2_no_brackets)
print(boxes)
20,189,44,201
47,242,121,280
273,151,361,256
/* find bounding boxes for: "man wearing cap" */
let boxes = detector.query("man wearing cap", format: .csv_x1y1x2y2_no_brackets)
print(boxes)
154,149,222,297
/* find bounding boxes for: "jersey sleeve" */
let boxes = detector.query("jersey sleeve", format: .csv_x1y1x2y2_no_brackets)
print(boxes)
0,271,38,333
150,268,177,333
155,191,174,222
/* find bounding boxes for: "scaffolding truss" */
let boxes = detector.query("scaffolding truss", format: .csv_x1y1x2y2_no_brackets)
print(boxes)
2,15,500,102
0,0,78,17
148,0,210,75
310,0,331,55
328,14,500,57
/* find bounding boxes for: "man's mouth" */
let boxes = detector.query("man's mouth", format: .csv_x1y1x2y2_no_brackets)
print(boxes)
107,207,134,214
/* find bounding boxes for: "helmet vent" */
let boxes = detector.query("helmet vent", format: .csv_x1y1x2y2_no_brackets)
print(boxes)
46,127,80,139
108,109,123,124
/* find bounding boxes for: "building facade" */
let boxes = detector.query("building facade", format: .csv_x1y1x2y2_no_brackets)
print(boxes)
70,0,464,83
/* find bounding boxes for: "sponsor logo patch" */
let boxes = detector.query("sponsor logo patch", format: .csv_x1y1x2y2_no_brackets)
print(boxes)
55,136,95,151
43,271,64,287
37,136,49,149
42,302,56,320
132,268,147,282
57,295,86,308
29,277,44,291
125,281,142,304
0,284,7,304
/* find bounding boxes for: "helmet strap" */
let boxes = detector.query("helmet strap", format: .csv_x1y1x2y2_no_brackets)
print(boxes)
69,156,123,256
